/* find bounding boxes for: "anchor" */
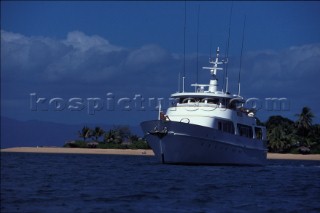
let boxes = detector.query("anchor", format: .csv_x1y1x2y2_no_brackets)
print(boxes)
148,126,168,139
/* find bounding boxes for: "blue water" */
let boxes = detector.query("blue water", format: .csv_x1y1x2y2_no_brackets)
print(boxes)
1,153,320,213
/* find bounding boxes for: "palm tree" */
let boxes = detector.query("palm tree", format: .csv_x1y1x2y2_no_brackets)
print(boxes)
266,115,296,152
79,126,91,142
92,126,105,142
103,126,131,144
104,130,114,143
296,107,314,137
267,125,294,152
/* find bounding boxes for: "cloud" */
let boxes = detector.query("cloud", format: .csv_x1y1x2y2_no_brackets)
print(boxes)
125,44,167,68
1,30,319,123
63,31,123,53
2,30,319,94
241,43,320,96
1,30,71,82
1,30,178,85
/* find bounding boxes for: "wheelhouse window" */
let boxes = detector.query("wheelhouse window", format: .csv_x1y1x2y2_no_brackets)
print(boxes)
228,98,244,110
237,124,253,138
217,120,234,134
201,98,219,104
180,98,197,104
220,98,227,107
171,99,178,107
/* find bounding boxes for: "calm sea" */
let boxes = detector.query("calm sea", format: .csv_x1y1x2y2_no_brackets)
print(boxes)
1,152,320,213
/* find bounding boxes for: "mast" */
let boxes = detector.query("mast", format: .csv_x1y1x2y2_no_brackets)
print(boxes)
202,47,225,93
196,5,200,85
182,0,187,92
224,1,233,93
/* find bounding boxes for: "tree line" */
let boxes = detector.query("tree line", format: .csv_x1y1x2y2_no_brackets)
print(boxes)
265,107,320,154
64,125,150,149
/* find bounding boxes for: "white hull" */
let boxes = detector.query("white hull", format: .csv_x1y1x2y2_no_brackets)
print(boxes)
141,120,267,166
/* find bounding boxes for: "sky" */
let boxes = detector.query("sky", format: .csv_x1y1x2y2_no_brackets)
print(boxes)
1,1,320,126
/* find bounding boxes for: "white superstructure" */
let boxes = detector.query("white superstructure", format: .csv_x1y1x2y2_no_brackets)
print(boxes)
141,47,267,165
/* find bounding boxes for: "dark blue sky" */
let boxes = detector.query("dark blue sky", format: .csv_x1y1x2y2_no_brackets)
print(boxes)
1,1,320,125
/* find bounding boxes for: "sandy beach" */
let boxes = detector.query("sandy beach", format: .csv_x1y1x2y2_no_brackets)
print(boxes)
1,147,320,161
1,147,154,156
267,153,320,161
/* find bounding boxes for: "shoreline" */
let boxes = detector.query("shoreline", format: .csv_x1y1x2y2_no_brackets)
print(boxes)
1,147,320,161
0,147,154,156
266,153,320,161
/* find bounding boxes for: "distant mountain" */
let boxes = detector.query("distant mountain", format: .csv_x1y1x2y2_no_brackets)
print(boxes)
1,117,143,148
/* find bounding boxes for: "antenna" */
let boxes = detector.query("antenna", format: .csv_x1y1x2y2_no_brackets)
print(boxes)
158,100,162,120
196,5,200,85
209,37,212,60
182,1,187,92
238,15,246,97
224,2,233,93
178,72,180,92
